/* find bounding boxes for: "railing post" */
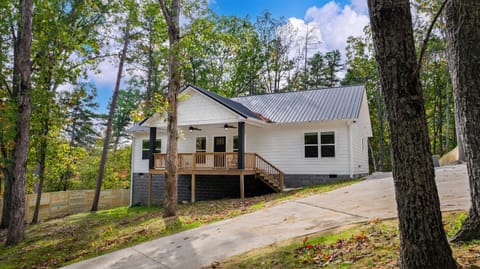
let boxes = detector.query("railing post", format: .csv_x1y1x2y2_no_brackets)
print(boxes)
193,153,196,169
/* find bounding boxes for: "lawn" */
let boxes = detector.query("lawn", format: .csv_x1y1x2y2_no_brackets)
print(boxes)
0,179,359,268
223,211,480,269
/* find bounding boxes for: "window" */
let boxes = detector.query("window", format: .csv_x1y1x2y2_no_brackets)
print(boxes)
196,137,206,152
320,132,335,157
142,139,161,159
304,133,318,158
233,136,239,152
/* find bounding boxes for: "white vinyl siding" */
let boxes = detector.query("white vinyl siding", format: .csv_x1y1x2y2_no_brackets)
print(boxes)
177,89,241,125
351,93,372,175
245,121,350,175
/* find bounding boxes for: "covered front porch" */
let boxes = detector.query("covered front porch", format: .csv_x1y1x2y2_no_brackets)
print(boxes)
147,152,284,205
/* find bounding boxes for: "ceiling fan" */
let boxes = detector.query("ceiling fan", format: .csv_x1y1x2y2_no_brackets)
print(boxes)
188,126,202,133
223,124,237,131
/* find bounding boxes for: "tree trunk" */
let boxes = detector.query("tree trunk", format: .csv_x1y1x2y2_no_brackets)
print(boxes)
0,170,12,229
91,23,130,212
368,140,377,172
32,119,48,224
445,0,480,242
375,83,385,172
6,0,34,246
367,1,457,268
158,0,180,217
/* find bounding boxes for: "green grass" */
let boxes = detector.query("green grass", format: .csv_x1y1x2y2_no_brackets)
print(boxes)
224,211,480,269
0,179,359,268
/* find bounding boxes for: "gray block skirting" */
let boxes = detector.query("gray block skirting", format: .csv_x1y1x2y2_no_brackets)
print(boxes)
284,174,367,188
131,173,274,206
131,173,367,206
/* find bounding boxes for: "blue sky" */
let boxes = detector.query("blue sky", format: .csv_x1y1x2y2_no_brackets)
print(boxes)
209,0,351,20
92,0,369,113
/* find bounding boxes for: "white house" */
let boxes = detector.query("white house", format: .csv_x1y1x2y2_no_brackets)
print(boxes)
128,84,372,205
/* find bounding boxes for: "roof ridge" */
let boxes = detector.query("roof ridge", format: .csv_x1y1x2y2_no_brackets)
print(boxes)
231,85,364,99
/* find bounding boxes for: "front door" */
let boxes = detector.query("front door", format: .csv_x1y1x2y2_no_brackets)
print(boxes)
214,136,226,167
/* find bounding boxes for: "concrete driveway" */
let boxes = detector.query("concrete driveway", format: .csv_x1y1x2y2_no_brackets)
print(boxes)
62,164,470,269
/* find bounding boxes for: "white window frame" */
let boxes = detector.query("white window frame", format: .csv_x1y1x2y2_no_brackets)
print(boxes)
320,131,335,158
304,132,319,158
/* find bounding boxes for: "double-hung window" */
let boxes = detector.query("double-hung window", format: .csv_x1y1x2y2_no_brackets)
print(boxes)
320,132,335,157
304,133,318,158
304,132,335,158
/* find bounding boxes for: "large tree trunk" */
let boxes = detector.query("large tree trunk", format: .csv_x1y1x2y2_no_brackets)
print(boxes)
367,1,457,268
158,0,180,217
91,23,130,212
6,0,34,246
445,0,480,242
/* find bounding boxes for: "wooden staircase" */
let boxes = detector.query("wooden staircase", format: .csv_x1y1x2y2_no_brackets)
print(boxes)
253,154,284,193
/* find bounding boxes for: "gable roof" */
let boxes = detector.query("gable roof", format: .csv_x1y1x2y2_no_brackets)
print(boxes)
184,85,264,121
231,85,365,123
136,84,365,129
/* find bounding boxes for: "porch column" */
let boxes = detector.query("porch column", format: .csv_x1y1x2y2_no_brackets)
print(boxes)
240,173,245,199
237,122,245,169
191,174,196,202
149,127,157,169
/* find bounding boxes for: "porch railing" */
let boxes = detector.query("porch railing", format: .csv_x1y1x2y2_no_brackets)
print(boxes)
154,152,256,170
153,152,284,191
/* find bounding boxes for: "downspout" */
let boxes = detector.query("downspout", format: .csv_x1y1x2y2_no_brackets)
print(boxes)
347,121,354,178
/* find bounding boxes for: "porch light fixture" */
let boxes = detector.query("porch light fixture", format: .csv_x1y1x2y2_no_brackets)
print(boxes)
189,126,201,133
224,124,237,131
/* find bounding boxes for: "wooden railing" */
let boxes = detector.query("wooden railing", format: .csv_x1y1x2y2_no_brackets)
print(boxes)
153,152,284,191
255,154,285,191
154,152,254,170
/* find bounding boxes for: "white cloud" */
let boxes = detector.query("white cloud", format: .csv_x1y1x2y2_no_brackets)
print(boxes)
88,60,119,88
351,0,368,14
303,1,369,55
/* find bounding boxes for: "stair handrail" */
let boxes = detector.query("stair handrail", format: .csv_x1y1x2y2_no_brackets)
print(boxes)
254,154,284,191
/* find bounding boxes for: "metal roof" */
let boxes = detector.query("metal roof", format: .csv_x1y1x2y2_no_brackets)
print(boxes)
231,85,365,123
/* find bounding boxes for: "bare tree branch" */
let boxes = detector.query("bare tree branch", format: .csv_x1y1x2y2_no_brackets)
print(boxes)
414,0,449,76
158,0,171,26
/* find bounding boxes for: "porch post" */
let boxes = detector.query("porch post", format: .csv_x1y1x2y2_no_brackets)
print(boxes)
240,173,245,199
147,173,152,207
238,122,245,169
149,127,157,169
191,174,196,202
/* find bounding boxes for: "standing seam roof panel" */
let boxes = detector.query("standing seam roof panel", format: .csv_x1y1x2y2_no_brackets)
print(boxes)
231,85,365,123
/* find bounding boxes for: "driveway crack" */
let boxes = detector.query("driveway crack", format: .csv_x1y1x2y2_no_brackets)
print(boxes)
130,247,170,269
294,201,368,219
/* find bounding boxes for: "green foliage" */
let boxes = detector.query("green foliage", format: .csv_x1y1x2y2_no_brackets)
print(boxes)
62,84,100,148
74,145,131,190
112,88,141,149
323,50,342,87
343,28,391,172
